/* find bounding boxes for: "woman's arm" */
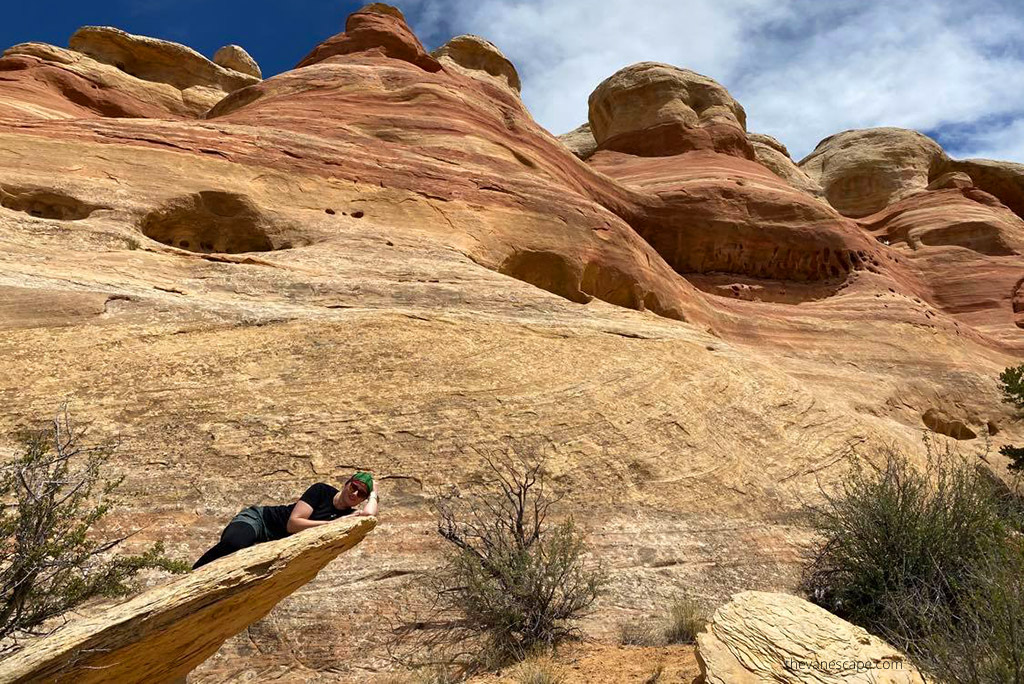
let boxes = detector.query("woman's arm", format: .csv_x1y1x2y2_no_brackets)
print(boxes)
356,489,379,517
286,500,334,534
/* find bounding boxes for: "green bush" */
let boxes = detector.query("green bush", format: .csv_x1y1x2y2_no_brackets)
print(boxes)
803,436,1023,682
998,364,1024,473
0,405,188,646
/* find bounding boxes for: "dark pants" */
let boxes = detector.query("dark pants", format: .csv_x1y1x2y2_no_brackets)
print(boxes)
192,506,270,570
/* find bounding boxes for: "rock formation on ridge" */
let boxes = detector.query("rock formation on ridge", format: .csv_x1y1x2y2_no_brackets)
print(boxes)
0,3,1021,679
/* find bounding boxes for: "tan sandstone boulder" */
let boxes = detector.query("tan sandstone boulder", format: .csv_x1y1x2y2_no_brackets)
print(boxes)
213,44,262,79
696,591,925,683
588,62,753,158
0,516,376,683
748,132,825,198
432,34,521,93
558,122,597,160
799,127,948,218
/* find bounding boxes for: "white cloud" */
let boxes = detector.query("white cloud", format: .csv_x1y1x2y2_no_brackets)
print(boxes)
402,0,1024,162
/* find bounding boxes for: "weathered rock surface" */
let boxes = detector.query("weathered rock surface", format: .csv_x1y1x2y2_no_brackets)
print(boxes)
431,34,520,93
588,62,753,158
0,516,375,684
748,132,825,198
696,591,925,683
800,127,947,218
0,4,1022,681
213,44,262,79
558,122,597,160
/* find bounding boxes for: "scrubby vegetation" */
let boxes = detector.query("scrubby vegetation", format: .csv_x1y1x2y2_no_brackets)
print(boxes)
804,434,1024,683
0,405,188,648
389,448,606,676
999,364,1024,473
618,595,708,647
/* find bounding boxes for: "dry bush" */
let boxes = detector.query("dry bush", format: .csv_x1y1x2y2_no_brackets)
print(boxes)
663,596,707,645
388,445,606,675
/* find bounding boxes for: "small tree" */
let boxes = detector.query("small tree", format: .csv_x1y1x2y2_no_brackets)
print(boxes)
389,448,605,674
0,404,188,647
998,364,1024,473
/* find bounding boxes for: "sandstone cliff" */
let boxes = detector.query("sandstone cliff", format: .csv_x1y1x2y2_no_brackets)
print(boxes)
0,3,1021,680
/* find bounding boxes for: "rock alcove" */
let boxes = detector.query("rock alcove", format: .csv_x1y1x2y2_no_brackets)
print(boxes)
140,191,300,254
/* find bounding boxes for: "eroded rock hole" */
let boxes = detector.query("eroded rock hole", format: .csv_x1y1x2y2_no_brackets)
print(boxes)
140,191,298,254
351,210,365,219
0,185,102,221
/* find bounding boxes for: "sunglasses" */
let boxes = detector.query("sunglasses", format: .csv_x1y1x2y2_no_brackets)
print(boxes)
346,480,369,499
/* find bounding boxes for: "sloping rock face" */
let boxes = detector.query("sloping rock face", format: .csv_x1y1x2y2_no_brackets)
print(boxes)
696,591,925,683
0,517,375,683
800,127,947,218
431,34,521,93
0,4,1021,681
588,62,753,158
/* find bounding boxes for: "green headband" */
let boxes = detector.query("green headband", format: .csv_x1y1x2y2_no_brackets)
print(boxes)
352,471,374,494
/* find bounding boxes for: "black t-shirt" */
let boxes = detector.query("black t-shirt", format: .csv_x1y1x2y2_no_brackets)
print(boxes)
261,482,354,540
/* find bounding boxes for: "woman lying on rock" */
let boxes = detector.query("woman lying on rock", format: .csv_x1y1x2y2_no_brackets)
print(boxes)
192,471,378,570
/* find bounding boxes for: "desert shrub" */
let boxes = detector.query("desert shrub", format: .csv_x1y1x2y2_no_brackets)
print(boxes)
618,620,664,646
804,436,1023,682
512,656,565,684
389,448,606,674
663,596,707,645
0,405,188,647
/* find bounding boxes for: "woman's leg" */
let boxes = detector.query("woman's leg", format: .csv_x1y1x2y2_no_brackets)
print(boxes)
192,521,259,570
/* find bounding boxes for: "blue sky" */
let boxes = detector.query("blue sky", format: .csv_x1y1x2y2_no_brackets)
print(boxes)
5,1,1024,163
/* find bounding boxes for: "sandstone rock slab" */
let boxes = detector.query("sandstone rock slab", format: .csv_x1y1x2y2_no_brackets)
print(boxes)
696,591,924,683
0,516,376,684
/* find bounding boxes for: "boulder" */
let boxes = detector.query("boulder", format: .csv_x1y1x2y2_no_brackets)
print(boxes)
69,26,258,93
431,34,520,93
926,170,973,190
799,127,948,218
558,122,597,160
588,62,753,158
0,516,376,683
945,157,1024,220
696,591,925,683
214,44,262,79
748,132,825,198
